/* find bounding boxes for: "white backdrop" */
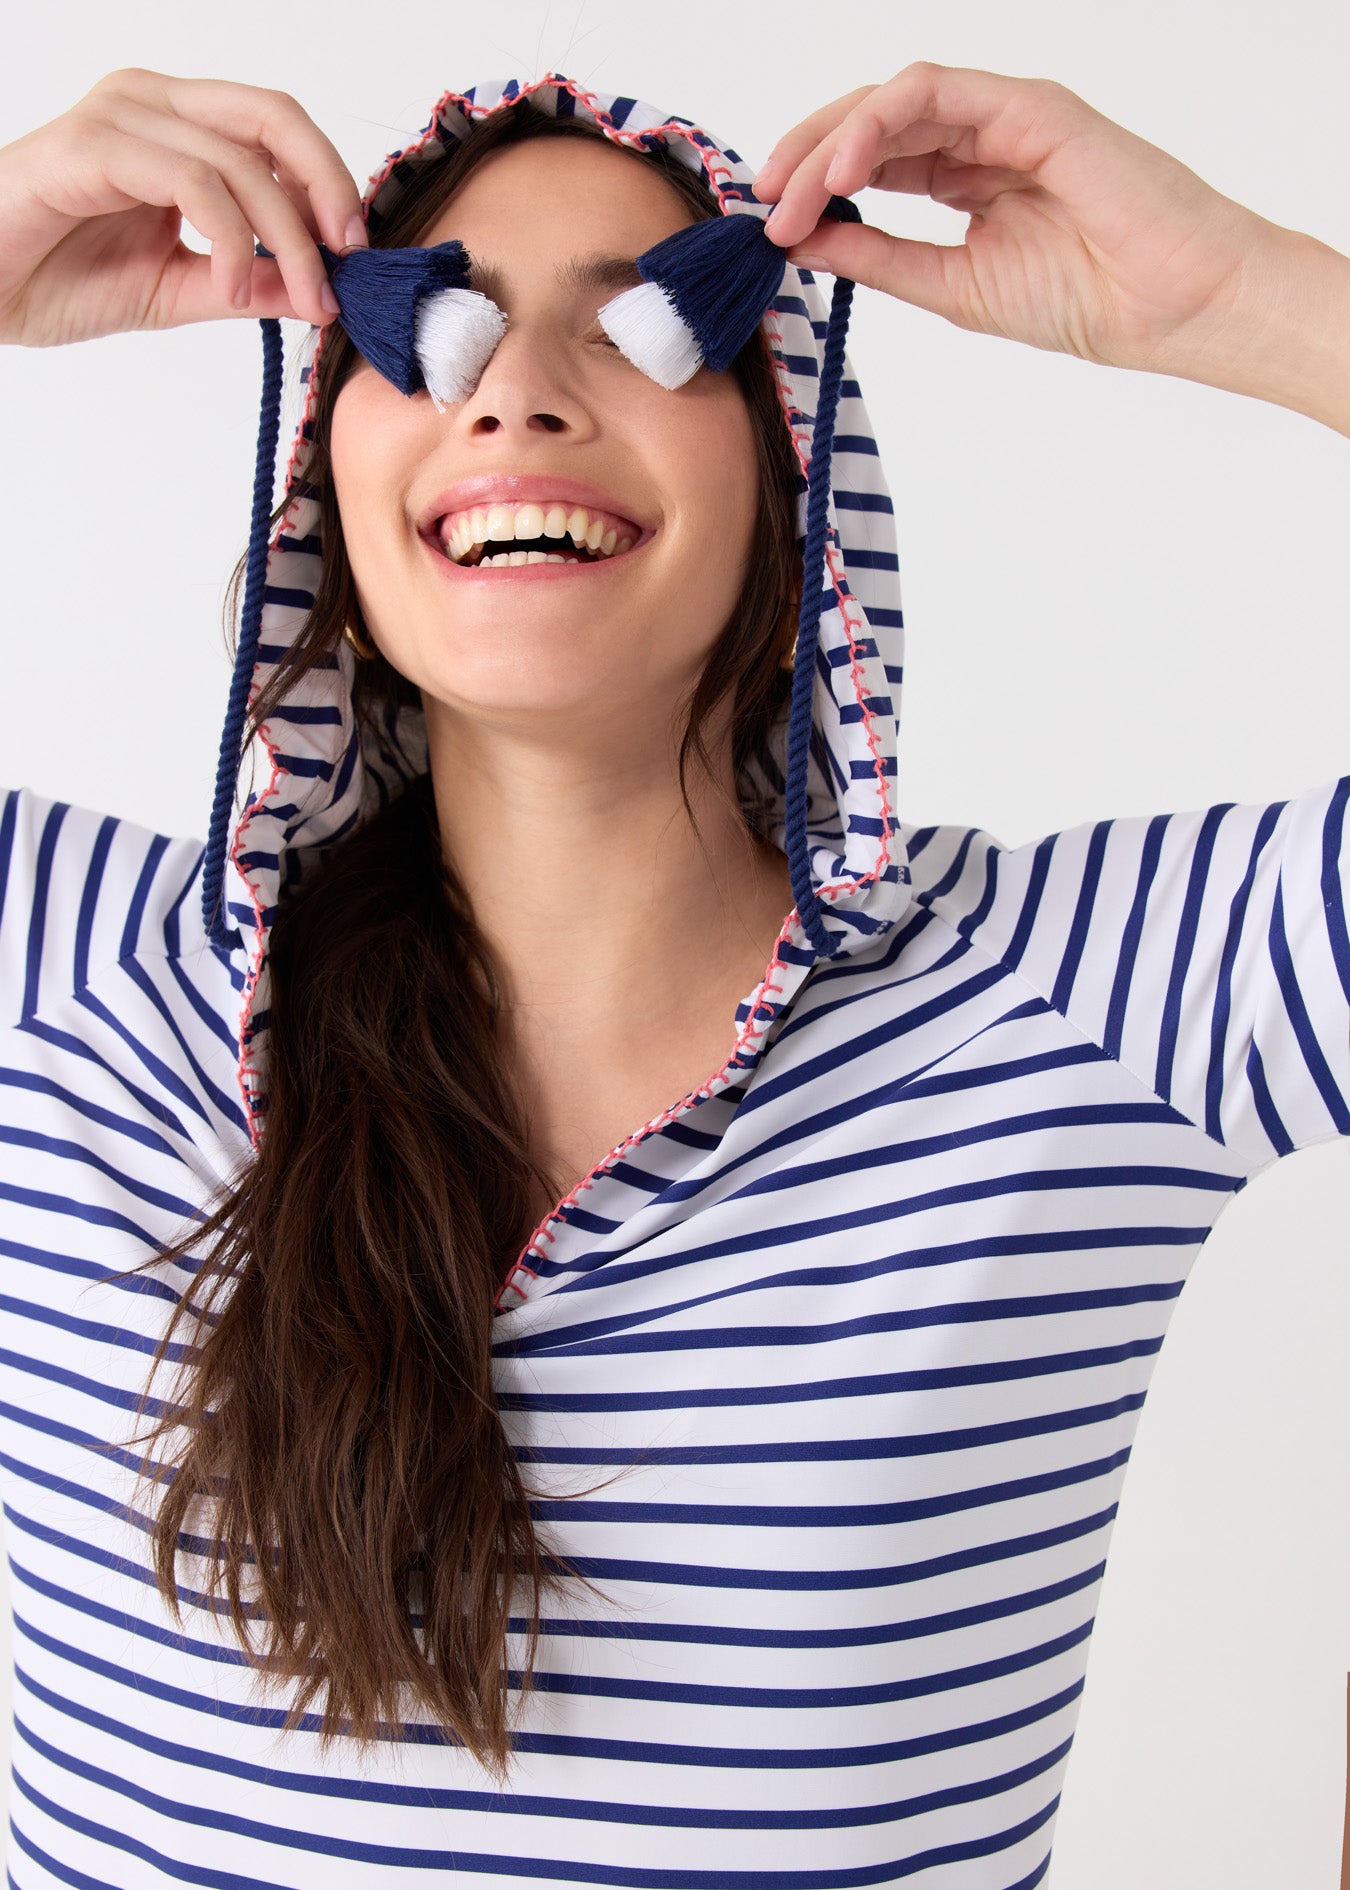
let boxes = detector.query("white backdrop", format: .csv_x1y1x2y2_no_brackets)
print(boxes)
2,3,1349,1884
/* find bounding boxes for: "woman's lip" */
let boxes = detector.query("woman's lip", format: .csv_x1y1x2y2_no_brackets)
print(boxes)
421,524,656,581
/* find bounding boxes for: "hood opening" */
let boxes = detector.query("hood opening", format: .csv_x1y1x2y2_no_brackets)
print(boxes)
201,73,912,1145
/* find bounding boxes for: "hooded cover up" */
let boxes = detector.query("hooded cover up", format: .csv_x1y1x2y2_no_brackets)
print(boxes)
1,70,1349,1889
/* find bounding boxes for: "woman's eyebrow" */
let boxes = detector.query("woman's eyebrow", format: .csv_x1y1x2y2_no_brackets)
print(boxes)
467,253,646,302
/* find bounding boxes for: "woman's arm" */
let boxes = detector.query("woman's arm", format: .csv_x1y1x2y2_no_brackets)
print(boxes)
1183,226,1350,438
752,62,1350,437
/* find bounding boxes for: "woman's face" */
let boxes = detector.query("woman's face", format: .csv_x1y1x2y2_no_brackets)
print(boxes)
328,136,760,742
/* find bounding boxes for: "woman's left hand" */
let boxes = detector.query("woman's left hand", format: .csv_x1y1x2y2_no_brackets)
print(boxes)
752,61,1294,386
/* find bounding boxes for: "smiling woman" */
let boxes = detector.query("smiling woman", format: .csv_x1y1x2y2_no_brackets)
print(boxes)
118,93,808,1777
4,58,1350,1890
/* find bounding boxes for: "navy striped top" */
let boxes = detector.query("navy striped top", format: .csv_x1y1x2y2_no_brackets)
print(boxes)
2,69,1348,1890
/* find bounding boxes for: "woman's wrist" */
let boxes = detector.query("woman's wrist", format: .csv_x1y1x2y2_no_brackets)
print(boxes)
1172,222,1350,438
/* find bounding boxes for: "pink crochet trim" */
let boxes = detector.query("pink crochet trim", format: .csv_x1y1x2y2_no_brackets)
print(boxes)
491,907,797,1316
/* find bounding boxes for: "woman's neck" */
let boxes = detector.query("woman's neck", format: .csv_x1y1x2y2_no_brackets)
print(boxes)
424,713,794,1045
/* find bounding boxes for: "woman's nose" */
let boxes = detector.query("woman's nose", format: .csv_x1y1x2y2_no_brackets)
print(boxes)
469,409,569,435
452,329,598,438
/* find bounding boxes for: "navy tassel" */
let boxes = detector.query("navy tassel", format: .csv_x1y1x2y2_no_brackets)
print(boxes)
600,192,860,389
312,237,475,394
312,238,507,410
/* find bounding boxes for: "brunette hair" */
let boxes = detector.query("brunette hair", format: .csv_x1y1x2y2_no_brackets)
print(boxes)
117,96,805,1783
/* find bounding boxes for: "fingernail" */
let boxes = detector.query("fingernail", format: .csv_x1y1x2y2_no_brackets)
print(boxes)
321,281,340,315
790,254,827,272
344,214,368,249
825,154,845,189
233,279,252,310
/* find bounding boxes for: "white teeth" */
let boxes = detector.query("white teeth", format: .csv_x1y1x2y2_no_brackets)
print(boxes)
472,550,588,568
438,499,642,565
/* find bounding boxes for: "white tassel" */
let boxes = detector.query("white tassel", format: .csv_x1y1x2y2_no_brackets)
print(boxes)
597,280,703,391
414,288,508,412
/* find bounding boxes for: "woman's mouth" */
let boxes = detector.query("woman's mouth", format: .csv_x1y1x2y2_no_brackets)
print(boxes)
423,499,654,582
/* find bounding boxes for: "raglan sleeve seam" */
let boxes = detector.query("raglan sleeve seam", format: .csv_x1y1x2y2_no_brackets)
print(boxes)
2,785,220,1035
920,890,1255,1178
918,775,1350,1179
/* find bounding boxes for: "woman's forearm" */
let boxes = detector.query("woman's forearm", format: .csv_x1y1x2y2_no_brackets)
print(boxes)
1178,223,1350,438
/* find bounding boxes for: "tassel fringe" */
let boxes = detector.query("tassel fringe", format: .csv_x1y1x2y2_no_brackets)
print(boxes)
415,289,509,409
597,280,703,390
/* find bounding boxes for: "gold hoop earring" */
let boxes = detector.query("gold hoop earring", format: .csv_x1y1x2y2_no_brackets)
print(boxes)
343,620,379,661
779,615,799,670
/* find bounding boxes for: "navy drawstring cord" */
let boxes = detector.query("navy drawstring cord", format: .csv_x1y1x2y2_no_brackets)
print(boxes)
202,258,283,955
782,228,862,961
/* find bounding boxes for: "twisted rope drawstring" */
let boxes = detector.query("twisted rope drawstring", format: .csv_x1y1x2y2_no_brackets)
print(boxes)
781,203,863,959
202,301,284,953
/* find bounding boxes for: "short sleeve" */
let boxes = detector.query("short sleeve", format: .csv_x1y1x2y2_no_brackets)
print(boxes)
928,772,1350,1175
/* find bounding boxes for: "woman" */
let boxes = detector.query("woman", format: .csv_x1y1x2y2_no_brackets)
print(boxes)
0,59,1346,1888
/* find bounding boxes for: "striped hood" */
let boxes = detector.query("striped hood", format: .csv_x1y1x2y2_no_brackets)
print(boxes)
205,73,911,1144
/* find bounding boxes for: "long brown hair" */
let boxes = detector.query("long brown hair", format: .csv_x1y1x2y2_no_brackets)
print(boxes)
118,96,805,1783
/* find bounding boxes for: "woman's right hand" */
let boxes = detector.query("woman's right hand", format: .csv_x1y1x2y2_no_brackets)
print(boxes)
0,67,370,348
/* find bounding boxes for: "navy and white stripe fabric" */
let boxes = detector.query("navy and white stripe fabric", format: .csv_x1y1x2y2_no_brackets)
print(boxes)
1,70,1348,1890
